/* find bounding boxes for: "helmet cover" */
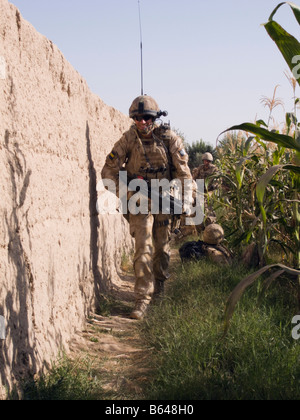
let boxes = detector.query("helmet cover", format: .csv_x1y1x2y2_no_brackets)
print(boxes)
129,95,160,119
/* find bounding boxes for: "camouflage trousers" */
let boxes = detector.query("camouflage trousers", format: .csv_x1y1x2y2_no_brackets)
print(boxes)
129,212,171,302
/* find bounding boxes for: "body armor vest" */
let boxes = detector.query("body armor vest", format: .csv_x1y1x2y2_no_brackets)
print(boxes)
125,126,172,182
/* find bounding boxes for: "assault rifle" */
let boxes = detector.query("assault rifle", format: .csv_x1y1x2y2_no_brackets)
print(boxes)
123,175,184,235
127,176,183,216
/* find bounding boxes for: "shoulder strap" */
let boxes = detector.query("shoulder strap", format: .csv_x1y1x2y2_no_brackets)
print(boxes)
152,125,172,162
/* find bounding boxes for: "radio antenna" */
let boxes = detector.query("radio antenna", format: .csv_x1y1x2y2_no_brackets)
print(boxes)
138,0,144,95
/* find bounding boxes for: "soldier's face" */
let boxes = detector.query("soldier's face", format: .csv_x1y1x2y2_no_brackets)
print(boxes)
134,115,155,135
203,159,210,168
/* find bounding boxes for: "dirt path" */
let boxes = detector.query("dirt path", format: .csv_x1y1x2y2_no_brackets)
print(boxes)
69,247,181,400
69,271,153,400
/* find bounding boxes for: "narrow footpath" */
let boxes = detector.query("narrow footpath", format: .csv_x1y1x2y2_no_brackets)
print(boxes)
69,247,181,400
69,271,153,400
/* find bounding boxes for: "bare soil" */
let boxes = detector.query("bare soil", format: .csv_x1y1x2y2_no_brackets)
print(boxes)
69,271,153,400
69,247,181,400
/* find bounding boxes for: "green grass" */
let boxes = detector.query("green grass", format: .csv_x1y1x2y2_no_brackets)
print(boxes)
141,260,300,400
17,354,104,400
14,259,300,400
96,293,132,317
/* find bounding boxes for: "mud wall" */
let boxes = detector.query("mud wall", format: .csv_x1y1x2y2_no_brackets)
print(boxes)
0,0,133,396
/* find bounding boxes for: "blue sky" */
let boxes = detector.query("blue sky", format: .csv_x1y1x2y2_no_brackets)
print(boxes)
10,0,300,146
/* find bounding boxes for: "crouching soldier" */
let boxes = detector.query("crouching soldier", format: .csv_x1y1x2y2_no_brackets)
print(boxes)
101,95,193,320
179,223,232,266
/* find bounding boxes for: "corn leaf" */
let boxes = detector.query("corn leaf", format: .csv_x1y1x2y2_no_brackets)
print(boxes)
256,164,300,225
224,264,300,335
260,269,286,295
256,164,300,205
256,165,282,204
268,2,300,25
283,164,300,174
219,123,300,152
235,157,250,189
264,20,300,85
264,2,300,86
243,137,254,156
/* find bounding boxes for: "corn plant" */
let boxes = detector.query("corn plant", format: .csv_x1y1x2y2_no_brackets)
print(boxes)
215,131,297,265
260,84,284,127
214,133,265,245
222,2,300,332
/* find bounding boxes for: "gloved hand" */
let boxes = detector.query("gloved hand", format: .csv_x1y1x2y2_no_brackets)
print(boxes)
183,200,193,216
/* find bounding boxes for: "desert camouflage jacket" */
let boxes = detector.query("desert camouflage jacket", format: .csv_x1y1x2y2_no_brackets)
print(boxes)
102,124,192,192
192,163,218,192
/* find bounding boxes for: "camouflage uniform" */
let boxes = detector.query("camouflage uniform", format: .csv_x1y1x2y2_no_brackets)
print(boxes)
193,157,218,231
101,97,192,318
193,162,218,192
179,224,232,266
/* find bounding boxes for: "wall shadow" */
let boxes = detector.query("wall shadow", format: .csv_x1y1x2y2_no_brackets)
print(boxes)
0,130,36,396
86,122,107,307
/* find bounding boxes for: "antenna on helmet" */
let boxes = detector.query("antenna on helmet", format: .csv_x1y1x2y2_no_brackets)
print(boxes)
138,0,144,96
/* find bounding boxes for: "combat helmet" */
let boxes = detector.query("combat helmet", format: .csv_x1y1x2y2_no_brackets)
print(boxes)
202,152,214,162
129,95,166,119
203,224,224,245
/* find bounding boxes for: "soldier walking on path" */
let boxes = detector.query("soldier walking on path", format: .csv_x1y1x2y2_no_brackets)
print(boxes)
101,95,193,320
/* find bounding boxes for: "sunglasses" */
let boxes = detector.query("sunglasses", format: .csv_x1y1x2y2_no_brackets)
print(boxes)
134,115,154,122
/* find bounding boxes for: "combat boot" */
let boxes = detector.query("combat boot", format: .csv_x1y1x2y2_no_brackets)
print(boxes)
130,299,149,320
153,279,165,300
